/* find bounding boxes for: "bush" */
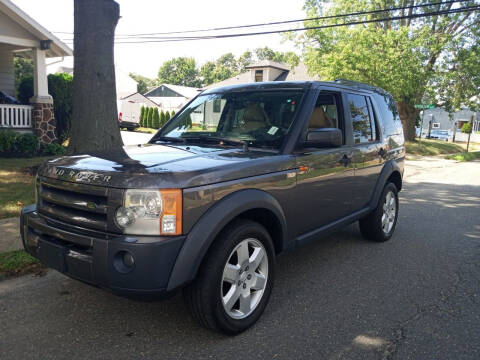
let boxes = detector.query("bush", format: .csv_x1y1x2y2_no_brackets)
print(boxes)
17,73,73,141
160,110,166,127
461,123,472,134
41,143,67,156
48,73,73,142
15,133,38,155
165,110,171,124
140,106,145,127
153,108,160,129
0,130,18,153
171,110,176,117
148,107,154,128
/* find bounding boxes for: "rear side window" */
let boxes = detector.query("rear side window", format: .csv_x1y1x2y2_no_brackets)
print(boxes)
346,94,375,143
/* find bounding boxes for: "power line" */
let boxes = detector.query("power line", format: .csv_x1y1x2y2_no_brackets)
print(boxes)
55,0,473,40
101,5,480,44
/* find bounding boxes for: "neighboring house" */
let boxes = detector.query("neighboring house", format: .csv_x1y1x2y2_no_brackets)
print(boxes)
144,84,201,112
420,108,480,133
203,61,320,90
121,92,159,108
54,65,138,100
0,0,72,143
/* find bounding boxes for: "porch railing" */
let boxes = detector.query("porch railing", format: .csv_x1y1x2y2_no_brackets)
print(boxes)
0,104,33,128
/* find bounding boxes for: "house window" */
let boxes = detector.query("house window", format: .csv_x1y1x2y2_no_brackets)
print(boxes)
255,70,263,82
432,122,440,129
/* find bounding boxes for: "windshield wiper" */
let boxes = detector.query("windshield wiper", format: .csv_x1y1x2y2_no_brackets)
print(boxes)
153,136,186,144
182,135,250,151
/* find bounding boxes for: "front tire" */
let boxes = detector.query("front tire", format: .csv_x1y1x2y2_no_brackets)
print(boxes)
184,219,275,335
359,182,399,242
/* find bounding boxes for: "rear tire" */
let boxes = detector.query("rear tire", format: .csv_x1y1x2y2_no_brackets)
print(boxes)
359,182,399,242
184,219,275,335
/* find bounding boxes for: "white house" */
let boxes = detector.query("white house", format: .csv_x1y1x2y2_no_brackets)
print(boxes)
203,60,320,90
0,0,72,143
144,84,201,113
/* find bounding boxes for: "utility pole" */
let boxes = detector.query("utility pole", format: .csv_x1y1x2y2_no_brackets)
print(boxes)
466,114,474,152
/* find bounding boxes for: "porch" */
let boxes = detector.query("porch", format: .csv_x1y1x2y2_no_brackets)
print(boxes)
0,0,72,142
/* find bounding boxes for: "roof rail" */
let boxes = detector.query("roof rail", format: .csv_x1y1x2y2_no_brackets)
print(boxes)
334,79,386,94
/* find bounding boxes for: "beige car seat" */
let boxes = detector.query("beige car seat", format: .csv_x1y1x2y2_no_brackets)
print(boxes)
242,104,269,131
308,107,335,129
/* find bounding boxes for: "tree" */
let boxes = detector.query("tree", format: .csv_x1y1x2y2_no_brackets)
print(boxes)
237,51,253,72
157,57,201,87
461,123,472,134
129,73,156,94
14,57,33,97
69,0,122,153
160,110,166,127
165,110,171,124
298,0,480,141
140,106,145,127
147,107,154,128
153,108,160,129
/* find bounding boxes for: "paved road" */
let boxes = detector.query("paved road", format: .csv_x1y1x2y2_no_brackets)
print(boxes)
1,158,479,360
120,130,153,146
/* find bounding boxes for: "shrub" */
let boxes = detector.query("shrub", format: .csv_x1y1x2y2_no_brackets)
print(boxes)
165,110,171,123
0,130,18,153
461,123,472,134
15,133,38,155
160,110,166,127
153,108,160,129
171,110,176,117
41,143,67,156
147,107,154,128
140,106,145,127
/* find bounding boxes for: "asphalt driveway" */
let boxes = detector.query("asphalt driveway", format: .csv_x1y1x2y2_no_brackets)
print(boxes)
1,158,479,360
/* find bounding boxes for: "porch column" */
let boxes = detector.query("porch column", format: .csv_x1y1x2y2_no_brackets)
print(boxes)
30,47,56,144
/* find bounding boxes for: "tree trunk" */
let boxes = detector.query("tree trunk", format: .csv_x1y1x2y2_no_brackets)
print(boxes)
69,0,122,154
397,101,418,141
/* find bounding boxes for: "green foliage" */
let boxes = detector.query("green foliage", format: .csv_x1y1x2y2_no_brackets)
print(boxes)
159,110,166,127
15,133,38,155
14,57,33,96
129,73,157,94
48,73,73,141
153,108,160,129
298,0,480,140
147,107,154,128
254,47,299,68
171,110,176,117
140,106,145,127
165,110,171,123
17,76,33,104
0,130,18,153
157,57,201,87
41,143,67,156
461,123,472,134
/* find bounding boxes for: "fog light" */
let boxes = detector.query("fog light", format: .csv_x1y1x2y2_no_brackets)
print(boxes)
123,252,135,268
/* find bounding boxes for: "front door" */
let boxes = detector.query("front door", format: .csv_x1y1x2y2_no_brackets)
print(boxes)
291,91,360,237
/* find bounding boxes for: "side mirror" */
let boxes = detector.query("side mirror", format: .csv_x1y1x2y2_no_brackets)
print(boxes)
304,128,342,148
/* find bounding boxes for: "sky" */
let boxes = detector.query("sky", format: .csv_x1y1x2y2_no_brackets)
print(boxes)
11,0,306,78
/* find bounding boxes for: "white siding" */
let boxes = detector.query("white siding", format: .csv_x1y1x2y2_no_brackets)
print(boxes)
0,45,14,96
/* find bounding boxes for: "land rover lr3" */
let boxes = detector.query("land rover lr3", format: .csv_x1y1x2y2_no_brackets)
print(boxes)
21,80,405,335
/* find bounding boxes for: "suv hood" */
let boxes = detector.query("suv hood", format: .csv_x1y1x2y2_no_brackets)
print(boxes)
38,144,295,188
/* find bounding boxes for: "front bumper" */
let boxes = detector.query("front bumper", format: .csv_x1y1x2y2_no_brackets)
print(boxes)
20,205,185,296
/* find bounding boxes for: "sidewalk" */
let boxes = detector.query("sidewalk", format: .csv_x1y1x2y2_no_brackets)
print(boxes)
0,217,22,253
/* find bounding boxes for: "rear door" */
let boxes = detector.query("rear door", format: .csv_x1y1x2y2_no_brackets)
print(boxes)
344,93,385,211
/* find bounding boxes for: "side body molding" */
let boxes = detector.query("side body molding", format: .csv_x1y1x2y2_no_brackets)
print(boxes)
167,189,287,291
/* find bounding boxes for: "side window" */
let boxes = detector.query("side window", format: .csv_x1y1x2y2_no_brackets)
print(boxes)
346,94,375,143
307,93,339,130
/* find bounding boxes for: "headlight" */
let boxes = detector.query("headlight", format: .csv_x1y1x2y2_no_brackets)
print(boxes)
115,189,182,235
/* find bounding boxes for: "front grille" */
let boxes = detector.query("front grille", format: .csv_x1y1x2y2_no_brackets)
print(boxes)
38,177,112,232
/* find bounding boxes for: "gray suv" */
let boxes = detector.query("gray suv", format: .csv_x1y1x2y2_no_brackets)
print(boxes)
21,80,404,334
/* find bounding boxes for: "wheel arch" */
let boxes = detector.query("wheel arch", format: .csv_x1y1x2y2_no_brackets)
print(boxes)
369,160,403,209
167,189,287,291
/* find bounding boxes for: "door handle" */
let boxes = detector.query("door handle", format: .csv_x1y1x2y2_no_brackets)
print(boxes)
338,154,351,167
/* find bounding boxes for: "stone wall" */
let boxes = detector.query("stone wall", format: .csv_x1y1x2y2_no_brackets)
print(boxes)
33,102,56,144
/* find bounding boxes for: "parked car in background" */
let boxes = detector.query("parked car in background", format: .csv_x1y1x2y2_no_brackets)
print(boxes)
21,80,404,335
428,129,449,141
117,99,141,131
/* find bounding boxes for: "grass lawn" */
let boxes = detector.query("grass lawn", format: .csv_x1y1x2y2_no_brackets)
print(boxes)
405,139,480,157
0,249,45,280
445,151,480,162
0,157,52,219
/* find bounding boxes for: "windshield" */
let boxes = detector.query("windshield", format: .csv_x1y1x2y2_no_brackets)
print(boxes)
154,90,305,149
